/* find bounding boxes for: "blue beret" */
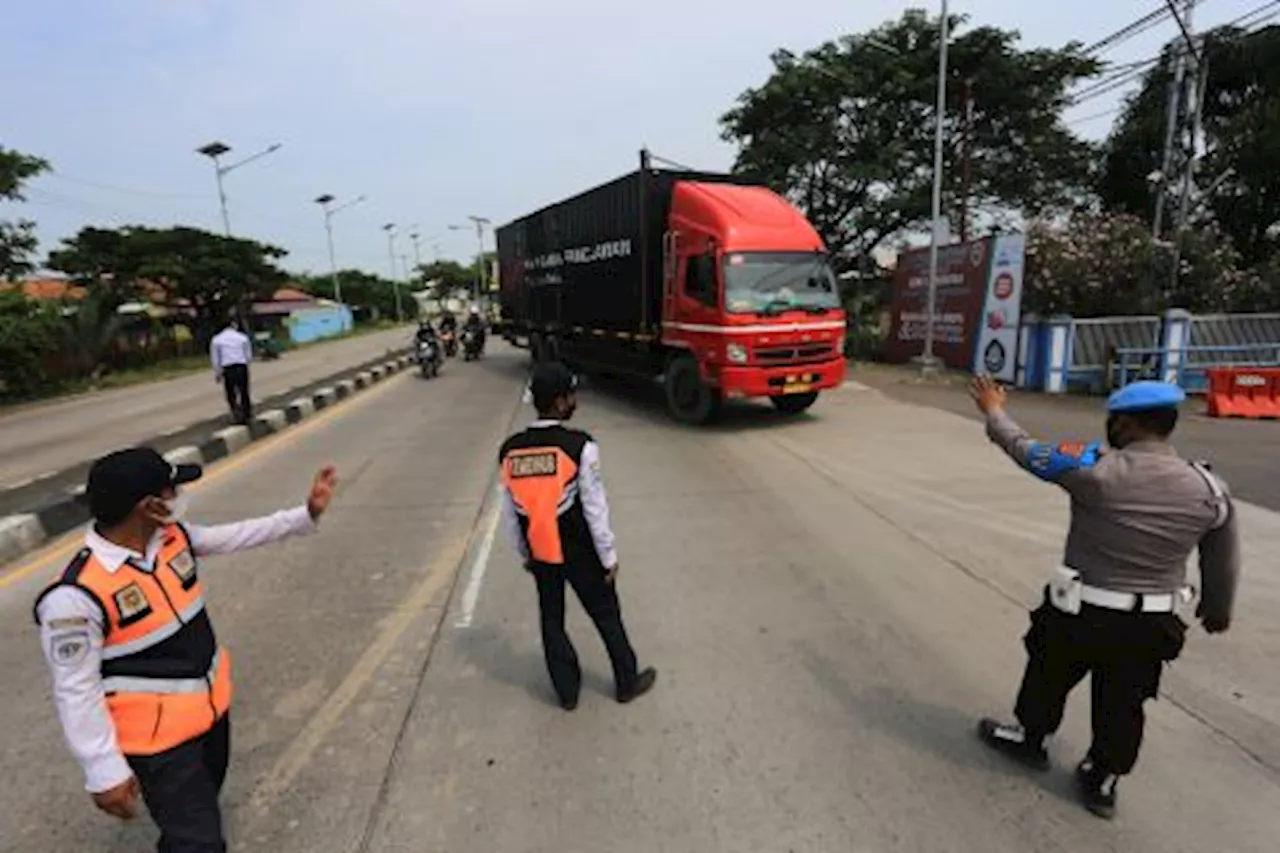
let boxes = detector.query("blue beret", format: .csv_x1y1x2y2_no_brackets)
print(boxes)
1107,381,1185,413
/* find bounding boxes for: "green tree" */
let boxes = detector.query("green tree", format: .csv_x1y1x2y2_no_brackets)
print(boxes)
0,147,51,280
720,9,1100,274
61,289,127,381
413,260,476,298
1100,24,1280,268
49,226,288,344
296,269,405,321
1025,211,1268,316
0,289,62,398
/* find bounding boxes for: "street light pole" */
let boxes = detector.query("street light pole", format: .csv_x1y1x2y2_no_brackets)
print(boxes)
453,216,491,304
196,141,282,236
314,193,366,307
383,223,403,323
920,0,949,373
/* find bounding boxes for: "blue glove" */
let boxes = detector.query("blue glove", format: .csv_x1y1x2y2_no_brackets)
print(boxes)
1025,440,1104,482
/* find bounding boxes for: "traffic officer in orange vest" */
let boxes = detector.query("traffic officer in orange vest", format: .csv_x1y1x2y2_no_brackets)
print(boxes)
34,446,337,852
499,361,656,710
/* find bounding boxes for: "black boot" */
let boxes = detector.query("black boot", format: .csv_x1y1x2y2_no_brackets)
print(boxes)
1076,758,1118,819
977,718,1050,771
616,667,657,704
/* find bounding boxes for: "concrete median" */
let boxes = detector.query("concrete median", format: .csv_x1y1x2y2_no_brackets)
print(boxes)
0,350,413,567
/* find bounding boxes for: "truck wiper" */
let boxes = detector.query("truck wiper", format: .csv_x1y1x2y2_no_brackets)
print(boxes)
757,299,796,317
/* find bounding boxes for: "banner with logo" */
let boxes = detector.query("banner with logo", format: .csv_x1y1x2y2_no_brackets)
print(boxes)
884,238,992,369
972,234,1026,382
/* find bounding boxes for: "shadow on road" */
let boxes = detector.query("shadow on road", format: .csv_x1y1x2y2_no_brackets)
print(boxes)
454,623,615,709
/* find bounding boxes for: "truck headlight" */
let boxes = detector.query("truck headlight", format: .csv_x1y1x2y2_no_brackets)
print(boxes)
726,343,748,364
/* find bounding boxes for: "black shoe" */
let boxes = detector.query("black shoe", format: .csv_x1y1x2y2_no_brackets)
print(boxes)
976,718,1050,771
1076,758,1118,819
616,667,657,704
560,695,579,712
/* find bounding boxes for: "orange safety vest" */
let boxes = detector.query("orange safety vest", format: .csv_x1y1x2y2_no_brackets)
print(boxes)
34,524,232,756
499,425,601,568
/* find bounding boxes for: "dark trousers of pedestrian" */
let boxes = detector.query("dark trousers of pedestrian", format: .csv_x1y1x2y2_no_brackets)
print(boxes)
1013,594,1186,775
127,714,230,853
533,560,639,704
222,364,251,424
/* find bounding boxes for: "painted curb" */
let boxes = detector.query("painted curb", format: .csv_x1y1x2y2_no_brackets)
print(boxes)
0,349,411,569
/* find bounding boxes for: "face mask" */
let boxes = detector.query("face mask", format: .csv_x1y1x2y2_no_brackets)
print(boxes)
159,490,191,524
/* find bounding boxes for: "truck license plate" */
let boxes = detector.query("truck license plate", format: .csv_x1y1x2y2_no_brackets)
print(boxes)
782,382,812,395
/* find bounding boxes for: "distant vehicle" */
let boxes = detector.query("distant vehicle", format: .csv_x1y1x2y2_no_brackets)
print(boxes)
417,337,441,379
254,332,282,361
497,150,847,424
440,328,458,358
461,326,484,361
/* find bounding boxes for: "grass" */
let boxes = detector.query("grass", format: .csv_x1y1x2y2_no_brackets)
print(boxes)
0,322,409,409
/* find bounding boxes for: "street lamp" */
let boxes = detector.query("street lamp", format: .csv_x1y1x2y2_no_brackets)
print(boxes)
920,0,950,374
382,223,404,323
196,140,283,235
314,193,366,307
450,215,491,303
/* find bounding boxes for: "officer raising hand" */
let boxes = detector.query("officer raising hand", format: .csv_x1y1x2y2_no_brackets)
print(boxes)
34,448,338,853
968,376,1240,819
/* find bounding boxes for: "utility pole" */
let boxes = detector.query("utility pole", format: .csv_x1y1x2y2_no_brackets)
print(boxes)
1163,0,1204,300
960,78,975,244
314,193,366,306
920,0,950,373
383,223,404,323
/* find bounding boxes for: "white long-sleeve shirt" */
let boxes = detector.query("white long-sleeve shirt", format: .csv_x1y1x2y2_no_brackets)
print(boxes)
210,327,252,376
36,507,316,793
499,420,618,569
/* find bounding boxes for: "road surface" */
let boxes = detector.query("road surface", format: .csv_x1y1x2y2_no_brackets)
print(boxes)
2,347,1275,852
0,327,412,492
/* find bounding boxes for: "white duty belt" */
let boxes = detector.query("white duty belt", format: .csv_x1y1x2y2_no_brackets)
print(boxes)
1080,584,1186,614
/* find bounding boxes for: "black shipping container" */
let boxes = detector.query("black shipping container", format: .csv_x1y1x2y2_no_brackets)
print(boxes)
497,157,749,339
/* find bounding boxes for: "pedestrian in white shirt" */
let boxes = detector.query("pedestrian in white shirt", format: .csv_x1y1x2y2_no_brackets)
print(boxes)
210,320,253,424
34,446,338,852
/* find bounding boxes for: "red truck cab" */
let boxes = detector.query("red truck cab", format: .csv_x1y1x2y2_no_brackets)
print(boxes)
659,180,847,421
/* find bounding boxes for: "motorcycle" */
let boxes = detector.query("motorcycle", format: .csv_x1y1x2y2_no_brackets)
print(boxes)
461,327,484,361
440,328,458,358
417,338,441,379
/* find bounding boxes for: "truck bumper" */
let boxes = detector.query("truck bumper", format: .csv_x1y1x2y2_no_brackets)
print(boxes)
714,358,847,398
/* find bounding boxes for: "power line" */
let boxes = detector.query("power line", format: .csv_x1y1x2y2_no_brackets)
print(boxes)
1080,1,1193,55
44,170,208,200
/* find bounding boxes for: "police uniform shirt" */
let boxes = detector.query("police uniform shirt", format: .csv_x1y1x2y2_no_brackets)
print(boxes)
36,508,316,793
210,326,252,374
499,420,617,568
984,409,1240,624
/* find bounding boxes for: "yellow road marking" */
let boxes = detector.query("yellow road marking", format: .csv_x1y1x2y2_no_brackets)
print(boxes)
0,370,412,590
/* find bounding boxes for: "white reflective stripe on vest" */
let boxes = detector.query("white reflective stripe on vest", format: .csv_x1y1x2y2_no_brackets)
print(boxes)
102,650,221,695
100,595,207,661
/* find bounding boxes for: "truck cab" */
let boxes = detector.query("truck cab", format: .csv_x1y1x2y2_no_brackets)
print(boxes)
660,181,847,422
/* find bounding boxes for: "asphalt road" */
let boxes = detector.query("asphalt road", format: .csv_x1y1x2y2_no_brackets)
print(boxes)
2,347,1275,852
853,362,1280,512
0,326,412,493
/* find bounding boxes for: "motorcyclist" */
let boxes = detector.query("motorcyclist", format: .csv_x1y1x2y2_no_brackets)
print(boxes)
415,320,437,346
464,307,485,338
439,310,458,334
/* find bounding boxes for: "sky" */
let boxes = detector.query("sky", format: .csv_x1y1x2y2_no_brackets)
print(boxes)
3,0,1273,279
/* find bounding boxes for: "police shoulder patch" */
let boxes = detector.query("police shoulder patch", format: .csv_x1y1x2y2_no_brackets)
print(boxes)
1025,440,1103,482
169,549,197,583
509,451,558,478
49,630,90,667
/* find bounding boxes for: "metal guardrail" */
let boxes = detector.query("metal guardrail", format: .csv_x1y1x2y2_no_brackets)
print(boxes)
1114,343,1280,392
1070,316,1162,370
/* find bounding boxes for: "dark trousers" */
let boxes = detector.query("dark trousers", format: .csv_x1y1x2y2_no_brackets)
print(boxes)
222,364,251,423
533,560,639,703
1014,596,1186,775
128,715,230,853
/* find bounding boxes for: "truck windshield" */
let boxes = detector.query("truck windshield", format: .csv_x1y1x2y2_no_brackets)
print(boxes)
723,252,841,315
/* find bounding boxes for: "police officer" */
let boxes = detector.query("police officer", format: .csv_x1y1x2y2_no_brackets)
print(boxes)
968,376,1239,819
35,447,338,852
498,362,657,710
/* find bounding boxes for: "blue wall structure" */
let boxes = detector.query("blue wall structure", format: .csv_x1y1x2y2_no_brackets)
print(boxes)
285,305,354,344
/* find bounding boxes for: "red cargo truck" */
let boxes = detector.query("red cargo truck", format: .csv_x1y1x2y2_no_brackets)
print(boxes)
497,150,847,424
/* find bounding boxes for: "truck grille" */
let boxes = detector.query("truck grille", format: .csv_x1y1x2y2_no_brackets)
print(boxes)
755,343,835,364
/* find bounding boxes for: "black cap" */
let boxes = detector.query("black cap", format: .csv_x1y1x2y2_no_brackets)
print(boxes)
529,361,578,411
86,447,203,526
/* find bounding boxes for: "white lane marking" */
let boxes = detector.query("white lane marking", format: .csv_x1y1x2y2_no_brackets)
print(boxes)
455,497,501,628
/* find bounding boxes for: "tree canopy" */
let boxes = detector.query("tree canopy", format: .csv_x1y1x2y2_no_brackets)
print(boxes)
48,226,288,342
295,269,407,321
720,8,1101,269
1100,24,1280,269
0,146,50,280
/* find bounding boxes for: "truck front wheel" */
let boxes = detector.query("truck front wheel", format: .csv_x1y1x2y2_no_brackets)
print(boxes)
771,391,819,414
665,356,721,425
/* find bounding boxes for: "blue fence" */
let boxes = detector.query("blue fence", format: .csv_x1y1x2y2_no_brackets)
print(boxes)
1015,309,1280,395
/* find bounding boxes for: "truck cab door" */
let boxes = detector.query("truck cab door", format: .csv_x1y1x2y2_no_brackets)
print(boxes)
663,227,719,325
